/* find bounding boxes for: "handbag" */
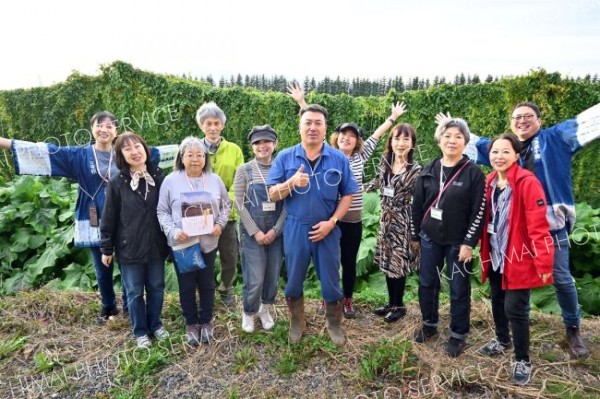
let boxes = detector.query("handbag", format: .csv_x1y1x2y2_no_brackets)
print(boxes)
172,239,206,273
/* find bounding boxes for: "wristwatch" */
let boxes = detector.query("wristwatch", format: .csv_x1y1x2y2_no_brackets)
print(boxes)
330,216,338,225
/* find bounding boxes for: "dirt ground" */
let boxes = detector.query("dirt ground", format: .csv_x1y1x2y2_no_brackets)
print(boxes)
0,290,598,399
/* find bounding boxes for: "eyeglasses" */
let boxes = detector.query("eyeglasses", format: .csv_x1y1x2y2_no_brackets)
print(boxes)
184,153,205,159
511,114,537,122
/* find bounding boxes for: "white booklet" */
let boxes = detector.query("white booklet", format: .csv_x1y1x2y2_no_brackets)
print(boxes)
180,191,214,236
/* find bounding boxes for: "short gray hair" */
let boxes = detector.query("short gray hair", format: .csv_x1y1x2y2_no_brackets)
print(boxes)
434,117,471,145
195,101,226,126
174,136,211,172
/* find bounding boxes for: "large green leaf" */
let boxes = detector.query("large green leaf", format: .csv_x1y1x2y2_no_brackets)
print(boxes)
0,243,19,264
2,271,33,294
25,244,67,282
9,228,32,253
366,271,386,292
530,285,561,315
58,263,94,291
26,208,58,234
0,204,19,231
9,176,43,203
356,236,377,277
576,274,600,316
28,235,46,250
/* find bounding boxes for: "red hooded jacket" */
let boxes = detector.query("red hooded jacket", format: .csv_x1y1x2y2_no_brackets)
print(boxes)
480,163,554,290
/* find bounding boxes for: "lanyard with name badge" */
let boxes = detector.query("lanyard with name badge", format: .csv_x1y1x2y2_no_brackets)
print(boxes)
425,160,470,222
383,163,406,198
254,160,276,212
86,147,114,227
383,172,395,197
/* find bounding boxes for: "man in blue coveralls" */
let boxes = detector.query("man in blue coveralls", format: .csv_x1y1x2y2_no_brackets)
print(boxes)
267,104,359,346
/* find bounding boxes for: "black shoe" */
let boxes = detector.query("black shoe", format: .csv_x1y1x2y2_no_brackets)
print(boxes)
446,337,467,357
479,338,512,356
373,304,392,316
566,327,589,358
414,325,438,343
342,298,356,319
383,307,407,323
221,294,236,306
96,306,118,324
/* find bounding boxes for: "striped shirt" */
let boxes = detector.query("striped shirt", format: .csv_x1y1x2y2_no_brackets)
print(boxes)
346,136,380,214
233,159,287,236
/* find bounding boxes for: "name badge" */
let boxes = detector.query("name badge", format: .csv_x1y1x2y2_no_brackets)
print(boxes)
430,207,443,221
487,223,495,234
89,204,99,227
262,201,276,212
383,187,394,197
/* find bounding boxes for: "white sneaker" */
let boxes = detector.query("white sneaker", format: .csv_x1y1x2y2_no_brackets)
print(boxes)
136,335,152,348
200,322,214,343
257,304,274,330
511,360,532,385
242,312,255,333
153,327,170,341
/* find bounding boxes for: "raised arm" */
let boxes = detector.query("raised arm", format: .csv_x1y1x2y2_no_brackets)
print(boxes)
0,137,12,149
371,102,407,141
287,82,308,109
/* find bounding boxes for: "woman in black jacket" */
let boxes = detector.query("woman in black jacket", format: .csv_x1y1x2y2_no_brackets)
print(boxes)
101,132,170,348
411,117,486,357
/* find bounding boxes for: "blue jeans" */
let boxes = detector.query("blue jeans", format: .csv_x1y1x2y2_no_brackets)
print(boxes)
90,247,127,312
120,259,166,337
418,233,472,340
283,216,344,303
551,228,581,328
240,230,283,314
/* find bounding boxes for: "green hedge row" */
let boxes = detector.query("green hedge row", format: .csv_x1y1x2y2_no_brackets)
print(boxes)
1,61,598,205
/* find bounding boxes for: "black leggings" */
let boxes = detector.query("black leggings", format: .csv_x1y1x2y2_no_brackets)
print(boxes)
386,276,407,307
490,268,531,362
339,221,362,299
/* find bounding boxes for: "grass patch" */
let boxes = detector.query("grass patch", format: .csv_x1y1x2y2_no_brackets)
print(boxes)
233,347,256,374
275,334,339,376
114,345,172,384
359,337,420,382
0,335,29,360
34,350,68,372
225,385,242,399
539,349,562,363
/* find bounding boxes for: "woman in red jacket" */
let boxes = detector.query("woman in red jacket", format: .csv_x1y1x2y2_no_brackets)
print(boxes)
479,133,554,386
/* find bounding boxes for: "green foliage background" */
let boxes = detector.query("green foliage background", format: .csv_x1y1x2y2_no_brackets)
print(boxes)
0,61,598,315
0,61,598,205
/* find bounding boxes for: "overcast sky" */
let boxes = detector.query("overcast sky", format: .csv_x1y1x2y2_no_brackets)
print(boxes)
1,0,599,90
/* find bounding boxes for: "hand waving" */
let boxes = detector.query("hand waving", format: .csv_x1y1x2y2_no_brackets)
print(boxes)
435,112,453,125
391,101,407,120
287,82,306,107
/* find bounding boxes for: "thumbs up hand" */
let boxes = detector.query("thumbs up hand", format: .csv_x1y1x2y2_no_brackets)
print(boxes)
291,164,310,188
